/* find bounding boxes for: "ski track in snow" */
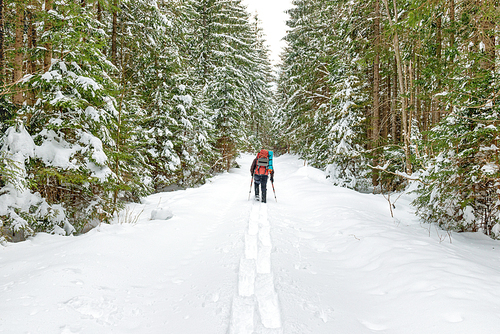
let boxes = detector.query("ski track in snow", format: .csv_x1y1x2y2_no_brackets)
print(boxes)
229,202,282,333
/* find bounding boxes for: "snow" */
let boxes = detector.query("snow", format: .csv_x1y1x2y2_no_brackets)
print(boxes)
1,124,35,159
29,128,112,181
76,75,102,91
41,70,54,81
86,160,113,182
175,94,193,106
2,154,500,333
492,224,500,237
84,106,100,122
79,132,107,165
50,90,67,105
463,205,475,224
150,208,173,221
481,162,498,175
35,130,80,170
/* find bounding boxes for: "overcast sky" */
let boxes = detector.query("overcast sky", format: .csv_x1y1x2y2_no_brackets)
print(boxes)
241,0,293,66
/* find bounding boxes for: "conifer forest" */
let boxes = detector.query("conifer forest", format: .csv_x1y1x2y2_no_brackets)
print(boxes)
1,0,499,241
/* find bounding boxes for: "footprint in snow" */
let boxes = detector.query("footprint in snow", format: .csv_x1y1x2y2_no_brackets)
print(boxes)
229,296,255,334
238,258,256,297
255,274,281,329
360,320,388,331
60,325,81,334
245,233,258,260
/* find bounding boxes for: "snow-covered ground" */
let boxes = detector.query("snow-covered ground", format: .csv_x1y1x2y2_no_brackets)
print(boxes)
2,154,500,334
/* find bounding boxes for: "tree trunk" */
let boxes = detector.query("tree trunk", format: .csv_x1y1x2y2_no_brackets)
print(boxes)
436,15,442,61
409,60,414,127
27,5,37,106
382,0,412,174
448,0,455,114
391,60,397,142
0,0,4,86
449,0,455,49
202,1,209,80
416,52,422,133
13,3,24,105
97,0,102,22
44,0,53,71
386,63,392,140
111,0,118,65
432,16,443,126
479,4,495,72
435,15,442,123
372,0,381,185
381,80,388,140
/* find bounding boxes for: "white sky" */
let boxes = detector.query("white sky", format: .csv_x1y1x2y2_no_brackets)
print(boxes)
241,0,293,66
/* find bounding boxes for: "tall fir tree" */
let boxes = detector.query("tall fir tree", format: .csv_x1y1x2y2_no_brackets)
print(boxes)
1,0,120,236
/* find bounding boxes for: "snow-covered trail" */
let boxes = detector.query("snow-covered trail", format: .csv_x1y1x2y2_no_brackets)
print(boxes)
2,154,500,334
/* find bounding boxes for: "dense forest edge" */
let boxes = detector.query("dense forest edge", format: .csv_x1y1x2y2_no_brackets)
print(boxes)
1,0,499,242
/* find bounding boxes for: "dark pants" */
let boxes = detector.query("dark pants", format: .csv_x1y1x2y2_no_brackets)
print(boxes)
254,174,268,203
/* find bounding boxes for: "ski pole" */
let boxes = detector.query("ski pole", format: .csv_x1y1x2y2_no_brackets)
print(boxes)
271,180,277,202
248,174,254,200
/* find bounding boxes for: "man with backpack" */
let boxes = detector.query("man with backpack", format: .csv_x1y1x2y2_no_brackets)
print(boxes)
250,149,274,203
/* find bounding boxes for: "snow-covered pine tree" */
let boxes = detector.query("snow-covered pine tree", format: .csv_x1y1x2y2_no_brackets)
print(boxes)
109,0,215,191
104,0,178,193
187,0,274,171
276,0,319,159
307,0,370,189
244,14,275,151
207,0,254,171
413,110,500,234
2,0,119,235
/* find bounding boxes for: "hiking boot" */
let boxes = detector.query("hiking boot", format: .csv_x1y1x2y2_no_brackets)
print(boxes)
255,194,260,201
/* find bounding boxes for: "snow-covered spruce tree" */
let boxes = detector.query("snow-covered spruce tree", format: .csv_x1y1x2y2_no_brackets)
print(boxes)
244,15,275,151
276,0,320,159
9,0,119,234
276,0,371,188
310,0,371,190
188,0,274,171
109,0,216,191
108,0,177,192
160,1,217,188
213,0,261,170
319,77,370,190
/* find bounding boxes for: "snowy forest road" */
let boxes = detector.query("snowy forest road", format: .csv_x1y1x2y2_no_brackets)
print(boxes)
2,155,500,333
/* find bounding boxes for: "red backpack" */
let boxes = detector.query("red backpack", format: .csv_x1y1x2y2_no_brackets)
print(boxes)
254,149,269,175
